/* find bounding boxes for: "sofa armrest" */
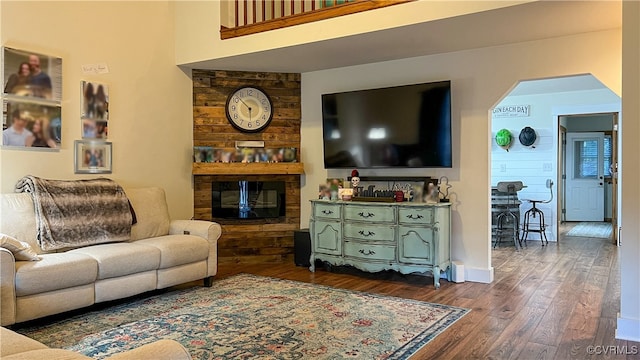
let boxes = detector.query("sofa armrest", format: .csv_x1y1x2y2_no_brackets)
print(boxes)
169,220,220,277
104,339,190,360
0,248,17,326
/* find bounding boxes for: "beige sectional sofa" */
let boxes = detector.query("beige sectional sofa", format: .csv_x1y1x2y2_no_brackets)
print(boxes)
0,326,191,360
0,187,221,326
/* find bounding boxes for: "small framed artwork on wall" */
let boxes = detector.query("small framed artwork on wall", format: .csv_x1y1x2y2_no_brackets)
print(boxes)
81,80,109,139
74,140,112,174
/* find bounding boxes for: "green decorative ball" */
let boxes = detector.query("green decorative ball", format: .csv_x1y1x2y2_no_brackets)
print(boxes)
495,129,512,147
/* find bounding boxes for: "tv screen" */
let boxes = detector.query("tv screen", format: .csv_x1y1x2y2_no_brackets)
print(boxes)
322,80,452,168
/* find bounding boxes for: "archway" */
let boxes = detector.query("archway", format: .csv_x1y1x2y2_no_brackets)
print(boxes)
489,74,621,247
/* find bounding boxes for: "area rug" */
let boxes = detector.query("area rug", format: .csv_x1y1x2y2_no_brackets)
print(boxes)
16,274,469,360
566,221,612,239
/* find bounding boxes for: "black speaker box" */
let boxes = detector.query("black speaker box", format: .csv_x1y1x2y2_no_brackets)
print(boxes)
294,228,311,267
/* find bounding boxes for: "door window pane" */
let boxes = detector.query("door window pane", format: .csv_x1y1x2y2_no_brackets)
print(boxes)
574,139,598,179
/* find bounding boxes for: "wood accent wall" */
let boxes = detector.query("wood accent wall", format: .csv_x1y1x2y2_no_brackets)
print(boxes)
192,70,302,265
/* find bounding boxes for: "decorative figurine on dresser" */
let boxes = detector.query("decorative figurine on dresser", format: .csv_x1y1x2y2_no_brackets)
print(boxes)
308,197,452,289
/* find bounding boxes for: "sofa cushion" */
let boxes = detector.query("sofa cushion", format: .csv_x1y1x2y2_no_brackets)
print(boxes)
125,188,171,241
68,243,160,279
0,234,40,261
15,253,97,297
0,193,48,254
134,235,209,269
0,327,48,357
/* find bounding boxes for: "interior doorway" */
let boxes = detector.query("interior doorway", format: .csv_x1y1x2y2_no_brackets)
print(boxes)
560,113,619,245
490,74,621,246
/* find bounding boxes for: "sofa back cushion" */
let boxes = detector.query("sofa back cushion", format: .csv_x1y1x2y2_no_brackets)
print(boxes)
0,193,49,254
125,187,170,241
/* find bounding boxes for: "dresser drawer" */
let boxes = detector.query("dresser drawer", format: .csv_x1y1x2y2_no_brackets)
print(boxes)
344,205,395,223
314,202,341,220
398,207,435,225
343,223,395,242
344,241,395,261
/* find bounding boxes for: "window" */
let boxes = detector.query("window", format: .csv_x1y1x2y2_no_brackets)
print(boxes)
574,139,599,179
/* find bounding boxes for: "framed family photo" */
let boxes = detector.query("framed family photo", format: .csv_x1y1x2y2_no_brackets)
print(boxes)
74,140,112,174
2,99,62,149
2,47,62,102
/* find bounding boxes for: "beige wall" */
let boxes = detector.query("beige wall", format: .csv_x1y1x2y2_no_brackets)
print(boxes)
0,1,194,220
301,29,621,282
619,0,640,342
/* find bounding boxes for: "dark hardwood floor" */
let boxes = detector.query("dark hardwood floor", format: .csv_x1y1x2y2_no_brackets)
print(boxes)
214,224,639,360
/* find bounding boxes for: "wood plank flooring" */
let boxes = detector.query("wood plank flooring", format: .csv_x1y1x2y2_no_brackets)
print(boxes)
214,224,640,359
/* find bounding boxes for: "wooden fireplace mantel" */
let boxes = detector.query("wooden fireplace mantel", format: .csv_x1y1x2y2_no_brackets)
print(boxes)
192,162,305,175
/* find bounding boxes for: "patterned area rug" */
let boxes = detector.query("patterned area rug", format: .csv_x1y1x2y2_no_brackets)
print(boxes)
16,274,469,360
566,222,612,239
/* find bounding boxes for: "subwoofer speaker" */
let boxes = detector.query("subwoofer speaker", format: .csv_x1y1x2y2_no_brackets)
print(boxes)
294,229,311,267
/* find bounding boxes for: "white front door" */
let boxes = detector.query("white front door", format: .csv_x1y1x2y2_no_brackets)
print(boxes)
565,132,605,221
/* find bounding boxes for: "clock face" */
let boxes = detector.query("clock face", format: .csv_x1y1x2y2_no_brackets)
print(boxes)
225,86,273,133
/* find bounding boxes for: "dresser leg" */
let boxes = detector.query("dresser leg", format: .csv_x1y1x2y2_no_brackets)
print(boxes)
433,266,441,289
309,254,316,272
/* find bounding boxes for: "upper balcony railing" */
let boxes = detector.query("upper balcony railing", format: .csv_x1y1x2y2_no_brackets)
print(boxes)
220,0,414,40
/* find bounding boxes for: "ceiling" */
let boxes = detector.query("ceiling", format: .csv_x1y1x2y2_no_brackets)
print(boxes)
187,1,622,74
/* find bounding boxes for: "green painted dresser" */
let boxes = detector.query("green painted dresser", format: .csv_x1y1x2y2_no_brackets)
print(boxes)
309,200,452,288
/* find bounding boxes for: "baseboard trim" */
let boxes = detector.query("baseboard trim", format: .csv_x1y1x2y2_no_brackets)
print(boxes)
465,266,494,283
616,316,640,342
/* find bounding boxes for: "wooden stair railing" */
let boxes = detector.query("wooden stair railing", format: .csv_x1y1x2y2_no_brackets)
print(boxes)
220,0,414,40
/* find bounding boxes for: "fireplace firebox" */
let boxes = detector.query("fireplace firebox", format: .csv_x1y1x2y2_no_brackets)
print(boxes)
211,180,285,219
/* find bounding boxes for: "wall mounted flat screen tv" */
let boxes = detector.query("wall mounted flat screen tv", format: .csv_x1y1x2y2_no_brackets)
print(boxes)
322,80,452,168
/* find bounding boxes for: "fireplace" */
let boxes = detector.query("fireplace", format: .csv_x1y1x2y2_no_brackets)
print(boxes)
211,180,285,219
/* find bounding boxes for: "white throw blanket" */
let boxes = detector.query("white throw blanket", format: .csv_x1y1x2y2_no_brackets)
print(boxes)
15,176,133,251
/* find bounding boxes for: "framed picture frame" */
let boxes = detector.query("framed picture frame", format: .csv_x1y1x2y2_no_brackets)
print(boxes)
3,46,63,102
2,99,62,149
74,140,112,174
81,80,109,139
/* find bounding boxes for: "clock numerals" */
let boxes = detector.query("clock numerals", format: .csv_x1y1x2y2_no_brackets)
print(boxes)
226,87,273,132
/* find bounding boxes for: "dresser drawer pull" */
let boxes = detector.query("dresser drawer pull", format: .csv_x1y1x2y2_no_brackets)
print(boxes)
358,212,375,218
359,249,376,256
406,214,424,220
358,230,376,237
321,209,334,215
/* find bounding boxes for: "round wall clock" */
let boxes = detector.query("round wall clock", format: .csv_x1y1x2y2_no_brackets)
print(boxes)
225,86,273,133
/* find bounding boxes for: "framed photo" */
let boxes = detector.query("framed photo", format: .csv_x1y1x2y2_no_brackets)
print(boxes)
2,99,61,149
74,140,112,174
2,47,62,102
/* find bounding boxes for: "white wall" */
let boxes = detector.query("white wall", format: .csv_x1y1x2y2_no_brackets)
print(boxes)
301,29,621,283
491,88,621,242
0,1,194,220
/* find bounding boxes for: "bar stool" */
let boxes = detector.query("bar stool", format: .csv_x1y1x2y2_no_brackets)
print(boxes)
521,179,554,246
494,181,524,249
